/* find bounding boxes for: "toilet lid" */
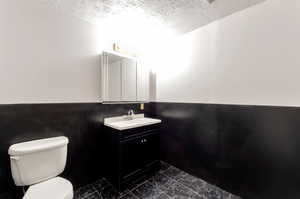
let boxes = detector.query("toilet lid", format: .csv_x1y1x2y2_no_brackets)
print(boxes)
23,177,73,199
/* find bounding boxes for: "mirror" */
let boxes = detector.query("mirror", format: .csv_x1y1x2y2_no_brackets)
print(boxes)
100,51,149,103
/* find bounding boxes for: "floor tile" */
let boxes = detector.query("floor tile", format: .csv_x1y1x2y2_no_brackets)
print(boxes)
92,178,110,193
203,184,223,199
119,190,131,197
222,191,242,199
75,184,97,199
161,181,197,199
159,178,178,192
177,174,207,194
97,184,120,199
126,174,150,191
162,166,187,180
190,193,207,199
74,163,242,199
160,161,171,172
83,192,102,199
119,191,139,199
222,190,231,199
148,172,173,187
131,181,162,199
155,192,171,199
204,189,222,199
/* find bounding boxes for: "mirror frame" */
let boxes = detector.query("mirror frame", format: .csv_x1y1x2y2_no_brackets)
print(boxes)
100,51,141,104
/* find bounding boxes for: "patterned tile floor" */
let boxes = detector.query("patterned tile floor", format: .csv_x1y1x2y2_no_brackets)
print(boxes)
75,162,242,199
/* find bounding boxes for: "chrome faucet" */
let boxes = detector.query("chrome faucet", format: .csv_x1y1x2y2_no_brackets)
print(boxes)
127,109,135,120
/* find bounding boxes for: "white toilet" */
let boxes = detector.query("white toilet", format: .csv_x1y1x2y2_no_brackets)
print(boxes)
8,136,73,199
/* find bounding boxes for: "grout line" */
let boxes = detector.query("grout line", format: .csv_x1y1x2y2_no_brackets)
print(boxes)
126,190,140,199
150,172,178,198
92,188,102,199
155,185,171,199
80,190,98,199
128,179,150,191
160,167,208,198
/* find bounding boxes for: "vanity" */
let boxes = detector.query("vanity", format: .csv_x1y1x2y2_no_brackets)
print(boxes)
99,50,161,191
103,114,161,192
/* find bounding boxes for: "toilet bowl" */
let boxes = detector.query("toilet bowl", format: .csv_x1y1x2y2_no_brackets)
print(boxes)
8,136,73,199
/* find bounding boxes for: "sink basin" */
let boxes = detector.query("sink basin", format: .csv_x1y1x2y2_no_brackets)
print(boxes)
104,114,161,130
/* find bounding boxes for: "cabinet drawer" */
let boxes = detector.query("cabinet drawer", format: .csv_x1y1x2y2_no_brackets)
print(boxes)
120,124,160,140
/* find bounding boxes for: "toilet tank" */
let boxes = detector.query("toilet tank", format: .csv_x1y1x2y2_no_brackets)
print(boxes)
8,136,69,186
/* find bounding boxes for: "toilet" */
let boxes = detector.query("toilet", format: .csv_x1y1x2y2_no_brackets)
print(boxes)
8,136,73,199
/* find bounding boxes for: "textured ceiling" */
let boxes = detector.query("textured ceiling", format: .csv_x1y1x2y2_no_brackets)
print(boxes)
42,0,266,34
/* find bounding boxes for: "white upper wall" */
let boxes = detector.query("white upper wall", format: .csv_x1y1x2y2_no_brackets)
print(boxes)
155,0,300,106
0,0,102,104
2,0,299,106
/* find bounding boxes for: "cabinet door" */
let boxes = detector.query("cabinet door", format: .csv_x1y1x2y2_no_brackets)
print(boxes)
120,131,159,180
120,137,144,180
121,59,137,101
140,132,160,167
137,64,149,102
107,60,122,101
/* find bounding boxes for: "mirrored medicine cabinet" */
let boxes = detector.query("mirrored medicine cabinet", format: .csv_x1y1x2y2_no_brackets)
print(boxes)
100,51,149,103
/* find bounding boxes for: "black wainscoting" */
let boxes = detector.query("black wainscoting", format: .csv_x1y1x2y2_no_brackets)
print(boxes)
145,102,300,199
0,103,140,197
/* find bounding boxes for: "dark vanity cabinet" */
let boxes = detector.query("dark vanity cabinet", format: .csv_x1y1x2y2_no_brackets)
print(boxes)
103,124,161,191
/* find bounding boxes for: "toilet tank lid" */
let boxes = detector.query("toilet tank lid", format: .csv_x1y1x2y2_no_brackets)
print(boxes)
8,136,69,156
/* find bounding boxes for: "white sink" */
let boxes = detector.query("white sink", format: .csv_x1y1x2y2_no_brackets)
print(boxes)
104,114,161,130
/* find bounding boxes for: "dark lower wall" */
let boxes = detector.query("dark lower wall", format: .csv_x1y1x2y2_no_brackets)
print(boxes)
145,102,300,199
4,102,300,198
0,103,141,197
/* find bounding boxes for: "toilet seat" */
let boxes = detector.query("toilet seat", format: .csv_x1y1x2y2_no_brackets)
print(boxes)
23,177,73,199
